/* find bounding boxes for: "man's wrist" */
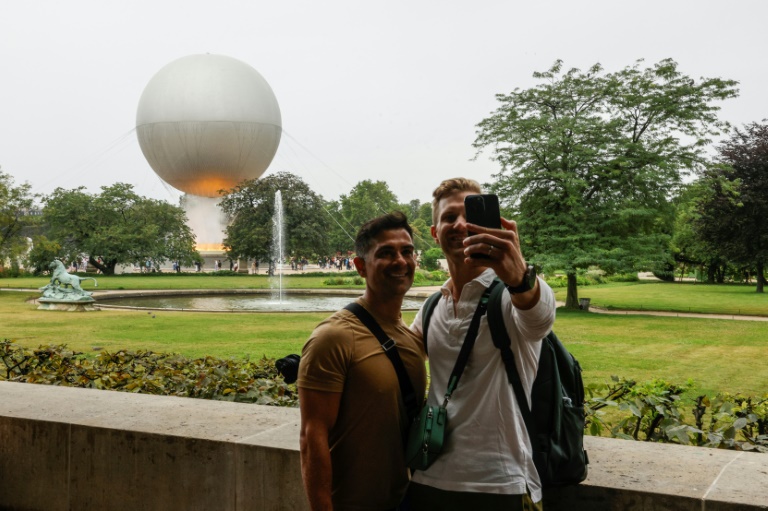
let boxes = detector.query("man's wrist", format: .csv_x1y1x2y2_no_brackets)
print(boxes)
506,265,537,294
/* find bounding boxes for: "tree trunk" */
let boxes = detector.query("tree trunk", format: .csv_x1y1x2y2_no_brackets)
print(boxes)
707,263,716,284
565,272,579,308
716,265,726,284
757,261,765,293
89,256,116,276
89,256,110,276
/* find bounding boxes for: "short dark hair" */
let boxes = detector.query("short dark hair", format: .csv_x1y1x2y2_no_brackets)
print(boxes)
354,211,413,257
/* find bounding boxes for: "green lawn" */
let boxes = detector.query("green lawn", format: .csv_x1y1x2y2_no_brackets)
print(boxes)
554,280,768,316
2,281,767,399
5,273,766,317
0,273,361,291
0,291,329,360
550,307,767,398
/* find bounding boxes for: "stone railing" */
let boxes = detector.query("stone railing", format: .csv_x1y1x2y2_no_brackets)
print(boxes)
1,381,766,510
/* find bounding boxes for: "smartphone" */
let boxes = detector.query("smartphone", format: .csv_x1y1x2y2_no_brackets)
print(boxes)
464,194,501,258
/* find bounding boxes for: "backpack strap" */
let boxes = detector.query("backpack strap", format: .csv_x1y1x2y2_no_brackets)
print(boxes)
421,291,442,356
443,280,499,399
486,281,539,437
345,302,419,423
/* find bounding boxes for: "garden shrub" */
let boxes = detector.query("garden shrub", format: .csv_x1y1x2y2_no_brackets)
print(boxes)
421,248,444,271
544,272,638,288
605,273,640,283
3,339,765,453
0,340,297,407
585,376,767,452
413,269,448,285
323,276,363,286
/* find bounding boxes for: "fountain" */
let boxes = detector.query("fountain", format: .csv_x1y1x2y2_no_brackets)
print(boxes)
94,191,430,313
95,293,426,312
271,190,285,302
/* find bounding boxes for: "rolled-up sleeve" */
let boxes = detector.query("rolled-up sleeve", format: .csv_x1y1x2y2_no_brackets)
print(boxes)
507,277,557,342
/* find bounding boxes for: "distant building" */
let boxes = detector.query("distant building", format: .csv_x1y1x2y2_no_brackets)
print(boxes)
19,208,42,217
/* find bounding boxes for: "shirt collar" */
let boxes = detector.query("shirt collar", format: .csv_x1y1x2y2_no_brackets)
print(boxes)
440,268,497,298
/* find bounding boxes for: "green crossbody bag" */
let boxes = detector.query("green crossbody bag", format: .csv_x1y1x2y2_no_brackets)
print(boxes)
405,281,498,471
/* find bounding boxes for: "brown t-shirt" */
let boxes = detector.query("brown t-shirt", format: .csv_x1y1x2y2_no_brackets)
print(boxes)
298,298,427,511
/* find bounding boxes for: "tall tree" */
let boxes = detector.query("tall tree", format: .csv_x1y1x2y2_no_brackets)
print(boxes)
219,172,331,262
42,183,198,275
474,59,738,307
671,183,729,283
323,199,356,255
329,180,400,254
25,235,62,275
0,169,35,268
341,180,399,227
417,202,433,228
694,123,768,292
398,199,436,253
403,199,421,222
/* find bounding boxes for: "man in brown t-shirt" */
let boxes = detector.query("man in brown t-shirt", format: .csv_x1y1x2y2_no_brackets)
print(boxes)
298,212,427,511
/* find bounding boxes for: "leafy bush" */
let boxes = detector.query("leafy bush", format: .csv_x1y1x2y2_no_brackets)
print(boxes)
543,274,592,288
421,248,444,271
0,262,29,278
324,270,446,286
586,376,768,452
0,340,297,407
413,269,448,285
323,276,364,286
698,393,768,452
544,272,638,288
4,339,765,453
605,273,640,283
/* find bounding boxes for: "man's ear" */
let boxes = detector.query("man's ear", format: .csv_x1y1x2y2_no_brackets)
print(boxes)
353,256,366,278
431,225,439,245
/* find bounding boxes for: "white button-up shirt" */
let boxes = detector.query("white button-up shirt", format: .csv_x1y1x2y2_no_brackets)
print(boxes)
410,268,556,503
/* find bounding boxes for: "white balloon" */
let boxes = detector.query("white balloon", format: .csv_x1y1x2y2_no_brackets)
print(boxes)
136,54,281,197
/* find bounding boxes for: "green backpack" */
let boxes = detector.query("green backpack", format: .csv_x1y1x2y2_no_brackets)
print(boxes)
422,281,589,488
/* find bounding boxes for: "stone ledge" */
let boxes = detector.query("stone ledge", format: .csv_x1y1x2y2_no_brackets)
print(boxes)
1,381,766,510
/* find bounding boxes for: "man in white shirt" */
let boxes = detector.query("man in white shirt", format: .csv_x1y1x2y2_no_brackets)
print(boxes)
408,178,556,510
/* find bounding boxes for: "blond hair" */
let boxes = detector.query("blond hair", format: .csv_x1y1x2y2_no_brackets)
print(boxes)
431,178,482,225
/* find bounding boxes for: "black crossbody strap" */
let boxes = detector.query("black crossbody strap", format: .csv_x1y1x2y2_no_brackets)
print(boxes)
443,279,500,401
344,302,419,422
487,280,537,435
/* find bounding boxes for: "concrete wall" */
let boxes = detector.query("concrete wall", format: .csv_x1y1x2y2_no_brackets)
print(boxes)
1,381,766,511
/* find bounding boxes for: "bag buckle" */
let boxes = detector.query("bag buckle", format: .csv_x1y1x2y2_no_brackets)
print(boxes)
381,338,397,352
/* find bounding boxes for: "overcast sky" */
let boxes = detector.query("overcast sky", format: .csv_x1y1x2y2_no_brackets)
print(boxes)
2,0,766,207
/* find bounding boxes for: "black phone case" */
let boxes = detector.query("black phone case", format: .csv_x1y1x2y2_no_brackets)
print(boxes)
465,194,501,236
465,194,501,259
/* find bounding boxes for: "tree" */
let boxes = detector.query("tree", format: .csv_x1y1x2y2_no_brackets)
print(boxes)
421,247,445,271
323,199,355,256
25,235,61,275
0,169,35,269
694,123,768,292
42,183,198,275
398,199,436,253
670,183,729,283
402,199,421,222
474,59,738,307
417,202,433,228
219,172,331,263
328,180,401,254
